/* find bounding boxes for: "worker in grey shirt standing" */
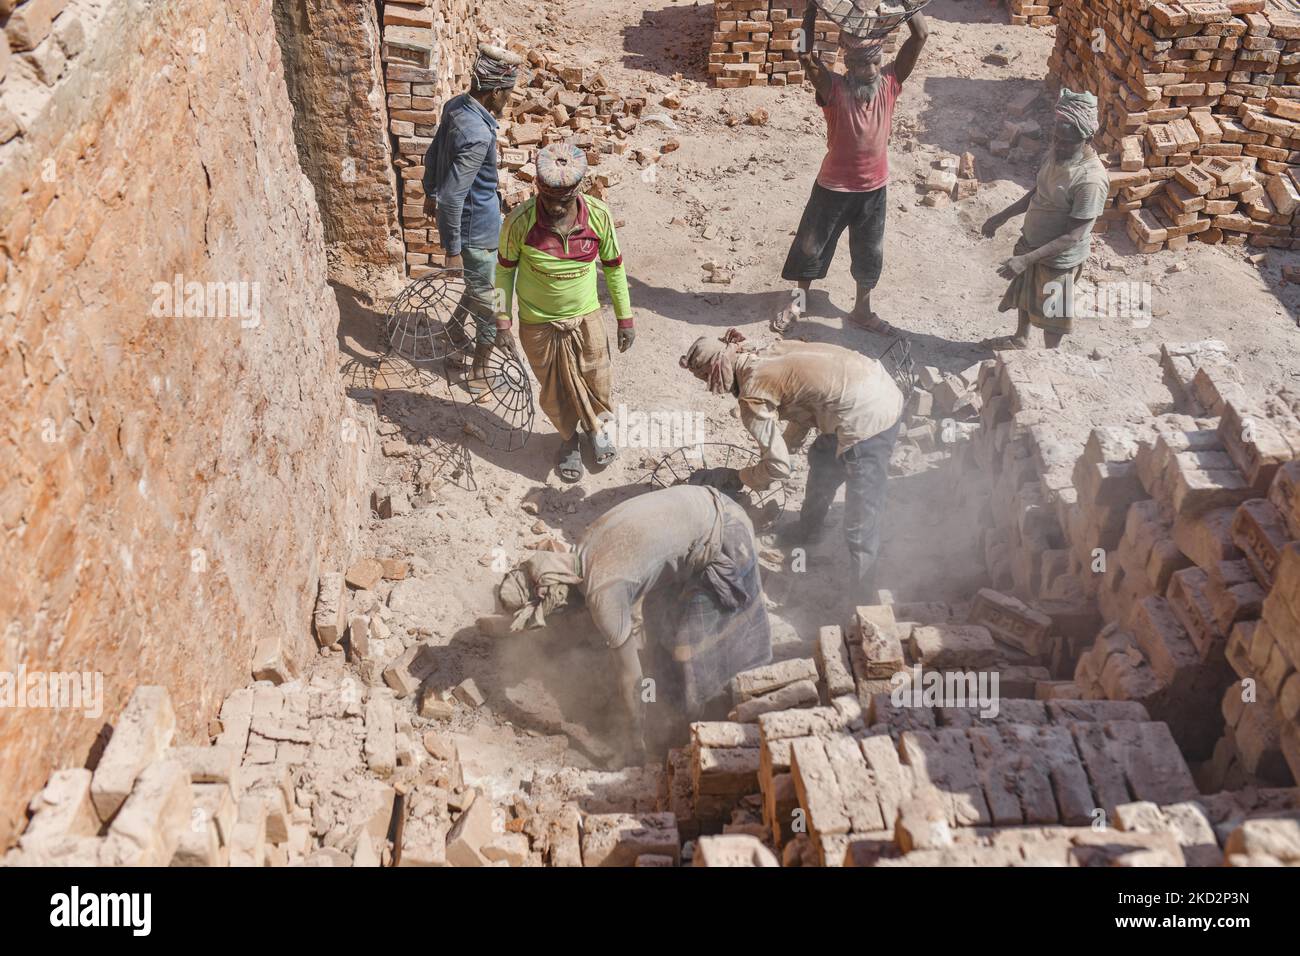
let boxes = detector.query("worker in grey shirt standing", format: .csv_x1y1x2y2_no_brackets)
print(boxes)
423,44,524,386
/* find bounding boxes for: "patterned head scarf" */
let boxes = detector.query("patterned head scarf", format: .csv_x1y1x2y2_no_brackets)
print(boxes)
1055,88,1099,141
680,329,748,395
471,43,525,92
497,551,583,631
842,36,885,60
536,143,589,192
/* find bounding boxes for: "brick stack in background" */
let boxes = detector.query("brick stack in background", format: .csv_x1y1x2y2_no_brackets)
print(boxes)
709,1,902,88
490,51,656,218
1007,0,1064,27
381,0,479,277
1047,0,1300,251
382,8,666,277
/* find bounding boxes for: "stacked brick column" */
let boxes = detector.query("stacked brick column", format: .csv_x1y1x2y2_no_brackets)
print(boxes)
1007,0,1063,26
958,343,1300,785
1048,0,1300,251
380,0,479,277
708,1,903,88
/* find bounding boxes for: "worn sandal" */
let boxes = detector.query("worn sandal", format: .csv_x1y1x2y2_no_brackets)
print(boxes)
589,427,617,467
557,439,584,483
770,307,800,335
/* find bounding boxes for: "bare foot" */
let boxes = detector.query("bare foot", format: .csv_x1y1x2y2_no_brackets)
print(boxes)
849,311,901,336
980,334,1030,350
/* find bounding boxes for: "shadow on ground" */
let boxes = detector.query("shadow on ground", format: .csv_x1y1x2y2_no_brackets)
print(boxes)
621,3,713,82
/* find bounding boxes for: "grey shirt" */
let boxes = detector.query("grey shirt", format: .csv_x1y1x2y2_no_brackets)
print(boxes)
1021,146,1109,270
577,486,748,649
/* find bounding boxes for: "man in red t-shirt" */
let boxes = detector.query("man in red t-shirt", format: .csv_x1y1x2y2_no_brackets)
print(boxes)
774,4,928,338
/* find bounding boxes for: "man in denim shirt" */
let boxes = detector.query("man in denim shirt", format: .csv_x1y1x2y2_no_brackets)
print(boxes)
423,45,524,384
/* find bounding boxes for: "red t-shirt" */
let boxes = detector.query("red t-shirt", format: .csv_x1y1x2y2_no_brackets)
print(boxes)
816,67,902,194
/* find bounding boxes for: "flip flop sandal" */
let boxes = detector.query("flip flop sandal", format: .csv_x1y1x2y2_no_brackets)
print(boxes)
589,428,617,466
557,442,584,483
770,307,800,335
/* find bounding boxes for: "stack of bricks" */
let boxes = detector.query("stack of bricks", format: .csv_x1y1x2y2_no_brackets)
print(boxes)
1007,0,1064,27
959,343,1300,786
1207,461,1300,789
710,0,818,88
763,677,1233,866
381,0,480,277
708,1,903,89
492,55,651,213
1047,0,1300,250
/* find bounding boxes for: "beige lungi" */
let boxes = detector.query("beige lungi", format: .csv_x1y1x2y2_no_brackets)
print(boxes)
519,309,613,441
997,238,1085,337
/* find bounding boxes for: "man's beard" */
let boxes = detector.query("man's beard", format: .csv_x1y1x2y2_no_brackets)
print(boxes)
849,75,882,103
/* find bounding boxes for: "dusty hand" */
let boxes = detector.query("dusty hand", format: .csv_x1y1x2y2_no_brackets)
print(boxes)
981,216,1004,240
688,466,744,494
998,255,1028,280
444,253,464,271
617,325,636,353
494,314,518,356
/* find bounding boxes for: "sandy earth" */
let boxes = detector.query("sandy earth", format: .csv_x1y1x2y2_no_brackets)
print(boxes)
331,0,1300,777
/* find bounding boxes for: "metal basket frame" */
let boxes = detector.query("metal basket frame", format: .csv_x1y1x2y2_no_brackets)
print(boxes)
816,0,931,42
647,443,788,526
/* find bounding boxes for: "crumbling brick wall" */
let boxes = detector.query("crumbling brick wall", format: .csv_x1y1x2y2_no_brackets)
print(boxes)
273,0,407,278
0,0,373,846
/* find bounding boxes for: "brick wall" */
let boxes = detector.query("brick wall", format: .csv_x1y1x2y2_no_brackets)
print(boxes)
380,0,482,276
273,0,407,278
0,0,373,846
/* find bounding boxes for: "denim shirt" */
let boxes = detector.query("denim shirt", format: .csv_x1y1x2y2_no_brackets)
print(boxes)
424,93,502,255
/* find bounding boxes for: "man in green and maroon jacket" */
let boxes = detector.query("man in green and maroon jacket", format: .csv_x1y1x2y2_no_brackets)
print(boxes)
495,143,635,482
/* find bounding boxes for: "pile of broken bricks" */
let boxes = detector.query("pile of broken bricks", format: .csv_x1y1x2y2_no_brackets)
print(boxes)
311,557,484,716
389,23,694,276
887,358,988,478
918,150,981,208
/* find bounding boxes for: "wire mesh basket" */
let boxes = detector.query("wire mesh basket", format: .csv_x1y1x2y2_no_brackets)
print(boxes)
339,351,439,392
878,336,917,403
382,268,478,365
448,342,536,452
816,0,931,43
647,443,786,529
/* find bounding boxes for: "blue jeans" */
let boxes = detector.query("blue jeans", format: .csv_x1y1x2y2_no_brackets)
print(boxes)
800,421,900,600
453,246,497,346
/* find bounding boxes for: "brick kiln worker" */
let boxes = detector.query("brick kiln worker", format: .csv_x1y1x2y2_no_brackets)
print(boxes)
423,44,525,393
982,88,1109,349
494,143,635,483
495,486,772,763
772,3,929,338
680,331,903,603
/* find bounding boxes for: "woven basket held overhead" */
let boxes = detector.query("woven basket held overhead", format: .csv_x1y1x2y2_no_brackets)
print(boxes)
816,0,931,43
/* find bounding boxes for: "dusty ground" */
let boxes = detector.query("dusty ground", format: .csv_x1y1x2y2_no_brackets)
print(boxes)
332,0,1300,778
